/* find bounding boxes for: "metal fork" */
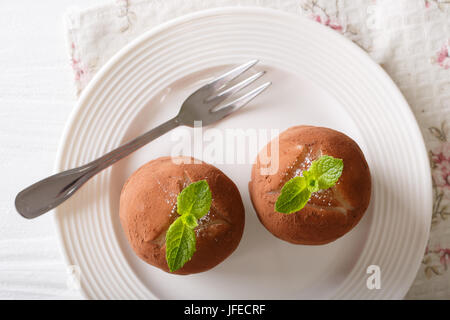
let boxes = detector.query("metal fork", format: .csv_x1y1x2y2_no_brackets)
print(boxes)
15,60,271,219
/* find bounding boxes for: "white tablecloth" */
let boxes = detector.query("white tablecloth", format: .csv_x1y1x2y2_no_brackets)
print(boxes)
1,0,449,299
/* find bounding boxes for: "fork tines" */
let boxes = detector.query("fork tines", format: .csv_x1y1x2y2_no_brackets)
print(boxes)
207,60,271,114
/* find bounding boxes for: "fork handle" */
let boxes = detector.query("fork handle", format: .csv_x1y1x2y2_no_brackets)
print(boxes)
15,116,180,219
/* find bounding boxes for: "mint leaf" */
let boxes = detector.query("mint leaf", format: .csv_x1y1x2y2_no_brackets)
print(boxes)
309,155,344,189
275,176,311,214
177,180,212,219
166,180,212,272
275,155,343,215
181,214,198,229
303,170,319,193
165,217,196,272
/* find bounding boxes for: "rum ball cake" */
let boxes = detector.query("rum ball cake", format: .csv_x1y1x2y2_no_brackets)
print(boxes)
249,126,371,245
120,156,245,274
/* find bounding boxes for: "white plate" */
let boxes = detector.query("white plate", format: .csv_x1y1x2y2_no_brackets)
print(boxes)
54,7,432,299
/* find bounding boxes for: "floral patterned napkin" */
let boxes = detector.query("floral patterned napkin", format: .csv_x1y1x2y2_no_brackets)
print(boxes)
65,0,450,299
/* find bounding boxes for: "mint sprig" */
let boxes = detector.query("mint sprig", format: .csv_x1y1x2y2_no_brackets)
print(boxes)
165,217,196,273
275,155,343,214
309,155,344,189
165,180,211,272
177,180,212,219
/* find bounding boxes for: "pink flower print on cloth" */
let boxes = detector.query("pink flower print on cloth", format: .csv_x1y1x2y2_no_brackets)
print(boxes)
431,142,450,191
435,40,450,70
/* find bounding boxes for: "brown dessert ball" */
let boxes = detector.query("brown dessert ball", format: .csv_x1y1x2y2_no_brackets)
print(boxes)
119,156,245,275
249,126,371,245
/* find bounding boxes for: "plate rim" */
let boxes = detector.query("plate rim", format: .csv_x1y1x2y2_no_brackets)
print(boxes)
53,6,432,300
